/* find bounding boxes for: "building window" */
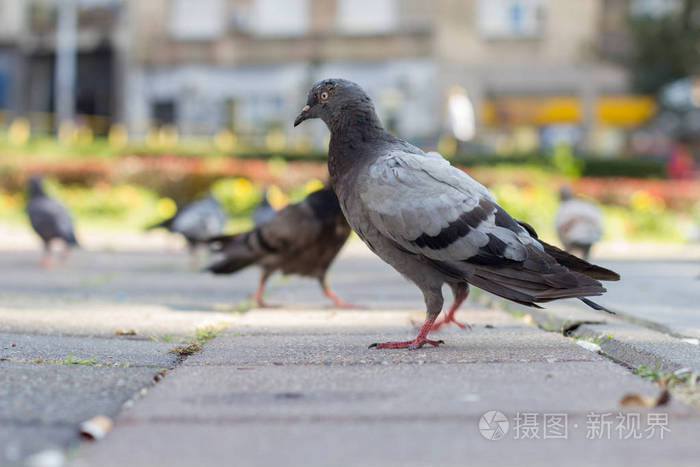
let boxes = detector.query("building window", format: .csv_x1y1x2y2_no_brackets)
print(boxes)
170,0,225,40
251,0,308,37
336,0,397,35
477,0,545,39
152,100,176,126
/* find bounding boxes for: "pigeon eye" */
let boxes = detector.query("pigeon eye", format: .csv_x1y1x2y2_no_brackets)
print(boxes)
319,91,330,102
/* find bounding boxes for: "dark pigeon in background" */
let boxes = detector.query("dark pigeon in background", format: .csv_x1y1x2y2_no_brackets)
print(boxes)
555,186,603,260
25,177,79,267
206,186,352,308
294,79,620,350
148,195,226,264
252,188,276,226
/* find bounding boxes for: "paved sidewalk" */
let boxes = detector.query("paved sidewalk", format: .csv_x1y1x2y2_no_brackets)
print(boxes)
1,239,699,466
73,308,700,467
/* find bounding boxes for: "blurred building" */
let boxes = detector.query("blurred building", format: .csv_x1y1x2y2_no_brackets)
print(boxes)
0,0,125,132
0,0,660,152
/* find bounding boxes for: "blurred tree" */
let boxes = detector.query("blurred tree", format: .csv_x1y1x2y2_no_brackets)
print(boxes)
627,0,700,93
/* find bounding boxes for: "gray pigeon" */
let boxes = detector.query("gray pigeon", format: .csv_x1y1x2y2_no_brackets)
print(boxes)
205,186,352,308
294,79,620,350
555,186,603,260
25,177,79,267
252,188,276,226
148,195,226,254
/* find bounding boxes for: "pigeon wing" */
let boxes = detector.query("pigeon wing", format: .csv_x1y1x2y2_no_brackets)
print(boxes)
357,151,606,305
358,150,540,264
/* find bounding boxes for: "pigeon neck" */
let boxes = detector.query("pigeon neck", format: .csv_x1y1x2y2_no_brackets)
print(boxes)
326,105,385,138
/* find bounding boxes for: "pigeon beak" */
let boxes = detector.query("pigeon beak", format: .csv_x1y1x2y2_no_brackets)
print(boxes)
294,105,311,127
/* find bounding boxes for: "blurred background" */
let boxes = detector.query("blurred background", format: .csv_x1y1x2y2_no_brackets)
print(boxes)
0,0,699,251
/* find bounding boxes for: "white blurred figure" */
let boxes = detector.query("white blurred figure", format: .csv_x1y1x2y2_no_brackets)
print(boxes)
447,85,475,142
555,186,603,260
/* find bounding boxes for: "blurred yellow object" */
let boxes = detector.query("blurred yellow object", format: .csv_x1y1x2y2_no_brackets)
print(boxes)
156,197,177,218
58,122,77,144
232,177,254,199
160,125,179,148
108,124,129,148
482,96,580,126
214,129,237,152
437,134,457,158
146,126,179,148
630,189,664,212
8,118,31,146
266,185,288,210
597,96,656,127
303,179,325,194
76,125,93,145
483,95,655,127
265,129,286,152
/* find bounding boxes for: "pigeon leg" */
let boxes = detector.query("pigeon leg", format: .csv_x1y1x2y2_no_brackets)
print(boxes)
40,242,53,268
320,277,355,308
369,313,444,350
252,271,277,308
370,290,444,350
431,283,471,331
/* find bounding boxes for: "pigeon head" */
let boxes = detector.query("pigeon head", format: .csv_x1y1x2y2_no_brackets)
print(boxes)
27,176,46,198
294,79,381,132
559,185,574,201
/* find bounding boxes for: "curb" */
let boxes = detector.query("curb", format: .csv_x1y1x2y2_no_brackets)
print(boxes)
480,295,700,375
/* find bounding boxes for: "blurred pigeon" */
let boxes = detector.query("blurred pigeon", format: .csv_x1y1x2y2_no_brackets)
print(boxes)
294,79,620,349
148,195,226,263
25,177,79,267
253,188,276,226
555,186,603,260
205,186,352,307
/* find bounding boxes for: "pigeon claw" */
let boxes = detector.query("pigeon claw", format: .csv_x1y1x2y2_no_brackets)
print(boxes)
369,338,445,350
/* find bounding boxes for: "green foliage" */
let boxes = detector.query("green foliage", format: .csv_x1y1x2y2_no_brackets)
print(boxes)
580,157,667,178
551,144,583,178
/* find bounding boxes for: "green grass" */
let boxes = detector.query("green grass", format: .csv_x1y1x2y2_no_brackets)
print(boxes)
60,354,99,365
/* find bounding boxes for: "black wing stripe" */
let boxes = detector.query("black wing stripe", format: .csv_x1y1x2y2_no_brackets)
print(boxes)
411,198,493,250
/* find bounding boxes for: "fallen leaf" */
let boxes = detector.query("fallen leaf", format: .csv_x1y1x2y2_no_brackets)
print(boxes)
115,329,137,336
619,389,670,407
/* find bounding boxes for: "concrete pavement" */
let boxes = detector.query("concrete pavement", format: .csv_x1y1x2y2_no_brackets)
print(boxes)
73,308,700,467
1,236,699,466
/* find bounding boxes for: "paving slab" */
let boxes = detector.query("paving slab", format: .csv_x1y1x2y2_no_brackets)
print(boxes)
0,361,164,465
73,308,700,467
71,419,700,467
0,332,178,368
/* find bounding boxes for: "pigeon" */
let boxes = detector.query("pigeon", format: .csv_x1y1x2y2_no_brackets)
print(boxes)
25,177,79,267
294,79,620,349
205,186,352,308
252,188,276,226
148,195,226,263
555,186,603,260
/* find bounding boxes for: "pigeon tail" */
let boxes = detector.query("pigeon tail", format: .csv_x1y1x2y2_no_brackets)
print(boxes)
145,216,175,231
205,254,260,275
579,297,616,314
539,241,620,281
204,231,267,275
